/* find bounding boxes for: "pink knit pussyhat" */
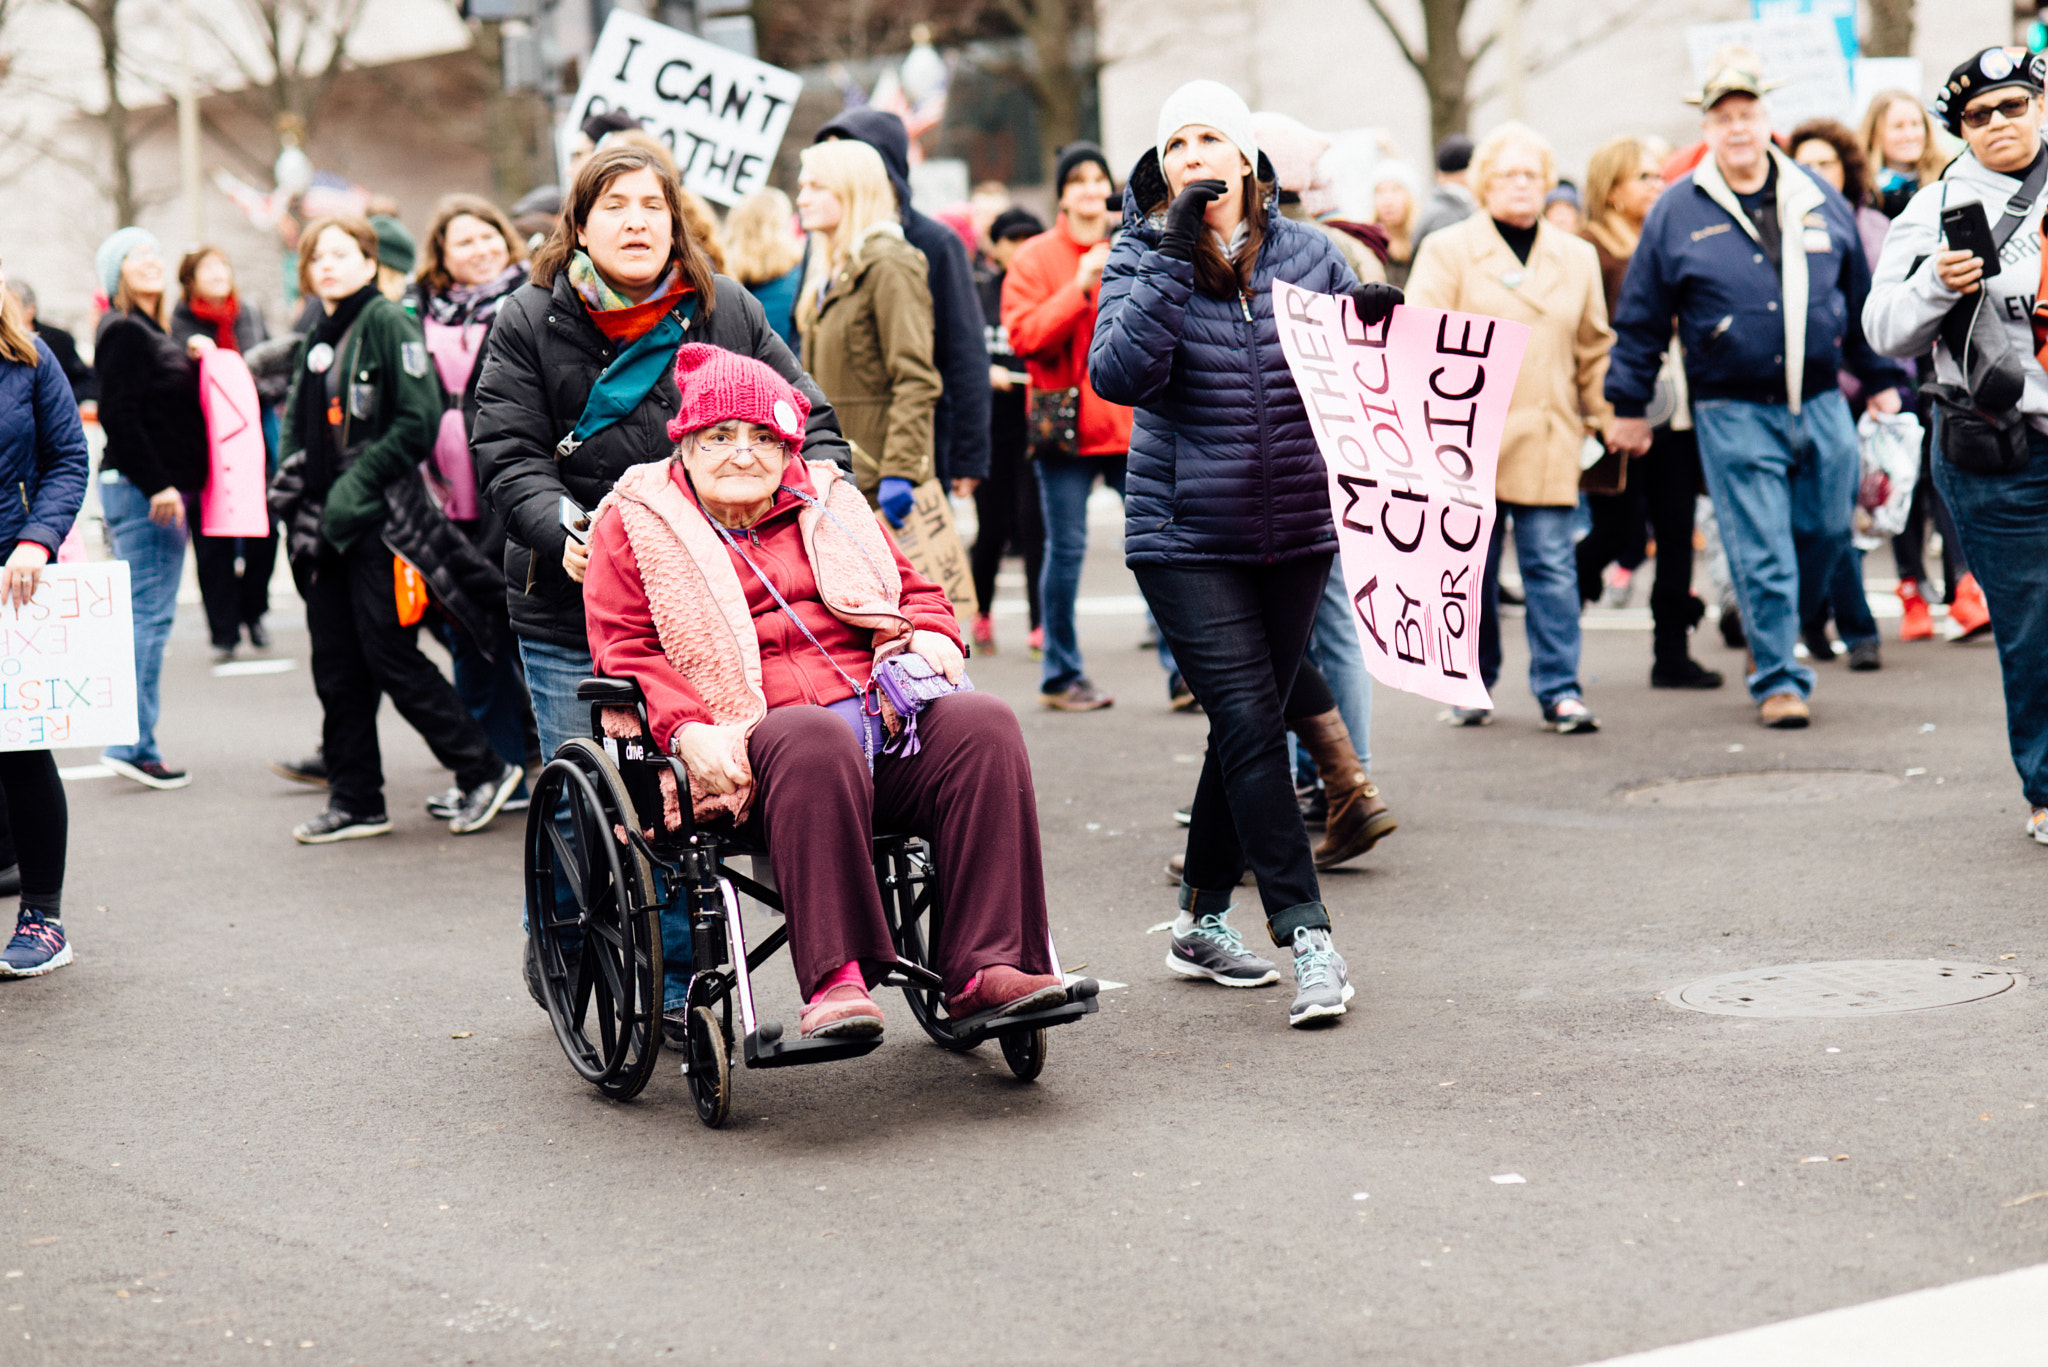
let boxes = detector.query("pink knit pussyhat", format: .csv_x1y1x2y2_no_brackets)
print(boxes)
665,343,811,446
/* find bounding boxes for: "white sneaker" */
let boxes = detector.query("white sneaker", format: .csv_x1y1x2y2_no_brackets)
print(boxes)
2027,808,2048,845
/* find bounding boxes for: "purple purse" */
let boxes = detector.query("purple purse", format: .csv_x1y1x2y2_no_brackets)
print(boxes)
873,652,972,756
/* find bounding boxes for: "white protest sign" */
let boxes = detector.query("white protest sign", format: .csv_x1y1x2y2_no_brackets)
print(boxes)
1686,15,1853,131
0,562,138,752
565,13,803,206
1273,283,1528,710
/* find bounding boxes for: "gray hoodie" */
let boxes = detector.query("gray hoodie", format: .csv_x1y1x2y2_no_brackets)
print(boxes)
1863,143,2048,429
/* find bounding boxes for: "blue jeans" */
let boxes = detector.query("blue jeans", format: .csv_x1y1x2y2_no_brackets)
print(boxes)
1822,546,1880,648
99,474,188,766
1691,390,1859,700
440,621,536,796
1038,452,1141,692
518,635,691,1007
1300,563,1373,771
1478,503,1584,707
1934,428,2048,808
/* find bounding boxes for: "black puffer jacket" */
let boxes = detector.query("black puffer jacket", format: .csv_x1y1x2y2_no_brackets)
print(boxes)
472,271,851,650
94,310,207,496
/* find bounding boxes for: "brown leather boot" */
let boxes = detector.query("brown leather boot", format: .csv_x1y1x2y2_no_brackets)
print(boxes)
1294,709,1397,869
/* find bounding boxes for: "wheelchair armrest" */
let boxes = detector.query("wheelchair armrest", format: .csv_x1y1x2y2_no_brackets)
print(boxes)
577,677,645,706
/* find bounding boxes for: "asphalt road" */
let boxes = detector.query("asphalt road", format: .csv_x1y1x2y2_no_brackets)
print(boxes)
5,527,2046,1367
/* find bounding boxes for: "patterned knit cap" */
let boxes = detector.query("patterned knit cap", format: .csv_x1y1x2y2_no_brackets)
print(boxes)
666,343,810,446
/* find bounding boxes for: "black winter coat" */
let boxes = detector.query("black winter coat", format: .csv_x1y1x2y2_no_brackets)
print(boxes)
471,271,852,650
1090,149,1356,565
815,108,991,485
94,310,207,496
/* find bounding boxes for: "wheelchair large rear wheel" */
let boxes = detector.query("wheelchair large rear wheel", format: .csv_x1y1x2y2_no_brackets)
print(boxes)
526,739,663,1101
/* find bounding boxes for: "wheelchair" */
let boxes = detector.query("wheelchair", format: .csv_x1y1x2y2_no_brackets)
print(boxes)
523,677,1100,1127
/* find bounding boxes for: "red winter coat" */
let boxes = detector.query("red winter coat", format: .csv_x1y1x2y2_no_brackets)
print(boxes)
1000,214,1135,457
584,458,960,821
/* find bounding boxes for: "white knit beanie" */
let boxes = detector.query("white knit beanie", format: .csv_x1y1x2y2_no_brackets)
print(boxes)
1156,80,1259,179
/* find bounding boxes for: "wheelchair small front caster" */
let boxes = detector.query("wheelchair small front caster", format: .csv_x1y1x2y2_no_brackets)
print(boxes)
685,1006,731,1128
999,1028,1047,1082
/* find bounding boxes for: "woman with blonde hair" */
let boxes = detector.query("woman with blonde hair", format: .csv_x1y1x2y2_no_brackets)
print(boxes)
1410,120,1617,730
1573,134,1720,689
0,259,87,976
795,137,941,528
1370,161,1419,286
1861,90,1949,219
723,187,805,346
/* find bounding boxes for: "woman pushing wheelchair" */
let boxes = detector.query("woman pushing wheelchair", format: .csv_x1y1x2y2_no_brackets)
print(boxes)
582,344,1066,1041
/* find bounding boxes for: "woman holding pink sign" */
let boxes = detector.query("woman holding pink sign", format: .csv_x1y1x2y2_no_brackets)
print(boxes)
172,246,282,664
1090,79,1400,1029
0,262,88,977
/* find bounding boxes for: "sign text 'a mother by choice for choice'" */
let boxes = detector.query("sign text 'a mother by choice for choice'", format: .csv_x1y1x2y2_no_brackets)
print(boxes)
1274,281,1528,711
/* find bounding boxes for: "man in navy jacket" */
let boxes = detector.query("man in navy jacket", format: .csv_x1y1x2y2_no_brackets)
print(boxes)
1607,56,1908,728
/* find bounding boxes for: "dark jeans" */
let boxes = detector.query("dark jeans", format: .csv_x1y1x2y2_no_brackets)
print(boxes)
1135,556,1332,944
303,539,501,817
192,529,278,649
971,439,1043,629
0,751,66,917
744,695,1053,999
1933,428,2048,808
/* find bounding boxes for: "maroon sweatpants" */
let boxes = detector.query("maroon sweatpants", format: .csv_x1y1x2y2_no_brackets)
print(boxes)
745,691,1053,999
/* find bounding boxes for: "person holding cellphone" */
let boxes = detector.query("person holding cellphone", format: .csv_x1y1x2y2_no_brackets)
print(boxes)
1865,47,2048,843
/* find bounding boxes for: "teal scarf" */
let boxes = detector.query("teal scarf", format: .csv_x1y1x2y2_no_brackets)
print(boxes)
556,277,698,459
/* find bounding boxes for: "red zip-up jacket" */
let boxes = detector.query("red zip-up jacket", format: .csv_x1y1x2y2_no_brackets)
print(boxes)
584,460,961,752
1000,214,1135,457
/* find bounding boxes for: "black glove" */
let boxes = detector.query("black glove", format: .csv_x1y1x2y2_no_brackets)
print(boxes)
1351,282,1404,326
1158,179,1229,261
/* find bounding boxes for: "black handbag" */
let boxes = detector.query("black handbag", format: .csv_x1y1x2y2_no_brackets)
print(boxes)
1028,386,1080,461
1924,381,2031,475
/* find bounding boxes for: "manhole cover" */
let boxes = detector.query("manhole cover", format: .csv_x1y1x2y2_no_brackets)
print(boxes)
1624,770,1902,808
1668,960,2023,1017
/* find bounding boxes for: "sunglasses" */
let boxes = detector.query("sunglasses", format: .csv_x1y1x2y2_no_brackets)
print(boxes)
1961,95,2035,129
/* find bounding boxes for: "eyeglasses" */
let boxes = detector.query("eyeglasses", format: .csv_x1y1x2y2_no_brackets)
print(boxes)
694,428,783,455
1493,169,1543,185
1961,95,2035,129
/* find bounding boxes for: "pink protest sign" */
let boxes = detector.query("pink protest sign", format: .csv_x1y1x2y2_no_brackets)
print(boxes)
198,349,272,538
1273,281,1529,709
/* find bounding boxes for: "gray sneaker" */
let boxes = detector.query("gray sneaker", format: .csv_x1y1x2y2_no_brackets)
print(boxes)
1288,927,1354,1026
1166,912,1280,987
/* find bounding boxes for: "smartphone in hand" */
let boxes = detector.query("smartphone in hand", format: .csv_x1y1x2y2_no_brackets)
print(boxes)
559,494,591,545
1940,200,1999,270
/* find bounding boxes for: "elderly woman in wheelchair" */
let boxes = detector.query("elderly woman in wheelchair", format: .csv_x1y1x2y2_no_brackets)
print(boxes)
579,344,1067,1045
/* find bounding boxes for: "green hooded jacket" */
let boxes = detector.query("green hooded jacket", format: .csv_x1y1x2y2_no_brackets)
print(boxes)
276,293,443,554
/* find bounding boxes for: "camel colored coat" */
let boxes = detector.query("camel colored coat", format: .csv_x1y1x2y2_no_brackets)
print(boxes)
1407,215,1616,508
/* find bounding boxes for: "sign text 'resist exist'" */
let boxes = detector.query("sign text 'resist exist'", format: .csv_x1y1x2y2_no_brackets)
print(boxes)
0,562,139,752
566,13,803,206
1274,282,1528,710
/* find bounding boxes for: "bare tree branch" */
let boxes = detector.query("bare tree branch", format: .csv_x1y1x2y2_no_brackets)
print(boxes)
1357,0,1425,74
1521,0,1661,79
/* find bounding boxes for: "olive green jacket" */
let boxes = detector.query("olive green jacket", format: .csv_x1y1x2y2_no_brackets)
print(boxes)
274,294,444,554
800,226,941,492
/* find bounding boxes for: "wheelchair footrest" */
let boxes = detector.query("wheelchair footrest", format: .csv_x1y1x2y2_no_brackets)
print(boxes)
742,1023,885,1069
947,980,1100,1044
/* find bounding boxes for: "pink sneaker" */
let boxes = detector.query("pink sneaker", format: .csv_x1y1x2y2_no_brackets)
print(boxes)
1027,626,1044,659
799,982,884,1038
972,614,997,655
